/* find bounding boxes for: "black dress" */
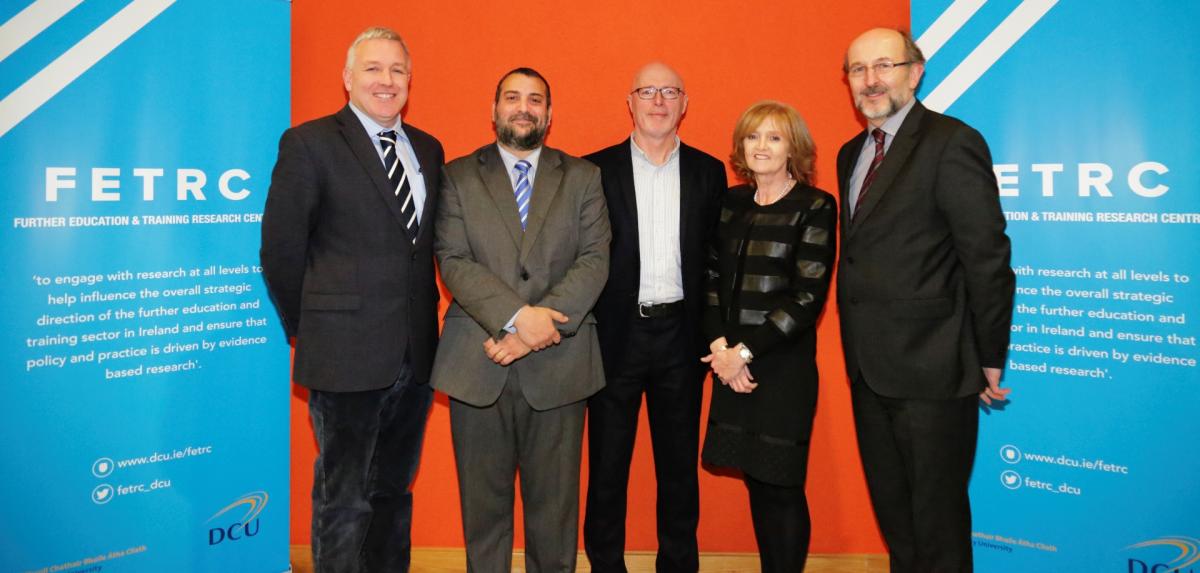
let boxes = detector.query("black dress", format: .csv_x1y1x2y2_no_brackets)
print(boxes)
701,182,837,487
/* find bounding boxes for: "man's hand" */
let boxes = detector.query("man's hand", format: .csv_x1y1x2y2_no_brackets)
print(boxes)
514,305,569,350
979,367,1010,405
484,335,532,366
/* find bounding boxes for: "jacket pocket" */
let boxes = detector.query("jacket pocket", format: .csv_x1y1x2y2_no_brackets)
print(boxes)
890,297,953,319
302,293,362,310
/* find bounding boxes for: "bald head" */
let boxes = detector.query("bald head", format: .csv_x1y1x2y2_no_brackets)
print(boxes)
630,61,684,92
627,62,688,144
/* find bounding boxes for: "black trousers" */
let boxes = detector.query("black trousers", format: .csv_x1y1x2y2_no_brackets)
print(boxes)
308,362,433,573
584,313,704,573
851,376,979,573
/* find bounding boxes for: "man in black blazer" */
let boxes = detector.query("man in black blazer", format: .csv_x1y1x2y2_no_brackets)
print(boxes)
836,29,1015,572
260,27,443,573
583,62,726,573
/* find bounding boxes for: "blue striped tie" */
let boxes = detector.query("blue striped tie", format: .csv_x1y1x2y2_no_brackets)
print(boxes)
513,159,531,230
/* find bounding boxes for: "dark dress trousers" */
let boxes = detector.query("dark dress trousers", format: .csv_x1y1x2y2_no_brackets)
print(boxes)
836,101,1015,573
260,105,443,573
701,183,837,573
582,140,725,573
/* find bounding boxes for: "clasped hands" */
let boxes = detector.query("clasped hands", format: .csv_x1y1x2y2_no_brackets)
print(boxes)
483,305,569,366
700,337,757,394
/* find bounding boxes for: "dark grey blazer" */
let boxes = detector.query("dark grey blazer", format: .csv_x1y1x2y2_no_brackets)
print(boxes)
261,105,444,392
432,144,611,409
836,101,1015,399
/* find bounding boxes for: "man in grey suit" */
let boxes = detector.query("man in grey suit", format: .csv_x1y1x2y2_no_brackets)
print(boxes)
261,27,443,573
433,67,611,572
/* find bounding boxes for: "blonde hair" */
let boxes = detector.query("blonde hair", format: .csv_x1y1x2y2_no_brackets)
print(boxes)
345,26,410,69
729,100,815,185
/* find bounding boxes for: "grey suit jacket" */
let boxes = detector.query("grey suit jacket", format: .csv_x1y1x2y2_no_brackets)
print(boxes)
836,101,1015,399
432,144,611,409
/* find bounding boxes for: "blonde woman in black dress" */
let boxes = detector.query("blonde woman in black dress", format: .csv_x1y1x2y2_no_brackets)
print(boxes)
701,100,837,572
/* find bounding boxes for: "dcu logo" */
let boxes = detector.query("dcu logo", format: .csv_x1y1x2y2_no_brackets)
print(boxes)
207,491,268,545
1126,536,1200,573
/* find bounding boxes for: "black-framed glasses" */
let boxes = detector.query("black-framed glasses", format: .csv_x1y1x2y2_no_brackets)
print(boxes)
846,61,914,78
630,86,685,100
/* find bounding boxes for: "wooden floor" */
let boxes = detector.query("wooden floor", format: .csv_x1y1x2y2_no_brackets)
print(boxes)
289,546,888,572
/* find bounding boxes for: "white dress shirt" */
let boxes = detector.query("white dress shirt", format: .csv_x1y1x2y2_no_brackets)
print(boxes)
630,135,684,304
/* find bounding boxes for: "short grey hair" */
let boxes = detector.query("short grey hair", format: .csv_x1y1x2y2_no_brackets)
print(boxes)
345,26,410,70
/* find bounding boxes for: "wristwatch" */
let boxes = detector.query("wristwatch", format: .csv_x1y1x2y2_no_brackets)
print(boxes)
737,344,754,364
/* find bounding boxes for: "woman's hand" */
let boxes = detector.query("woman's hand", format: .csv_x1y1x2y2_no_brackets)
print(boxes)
726,365,757,393
708,337,729,355
702,343,749,383
700,338,727,371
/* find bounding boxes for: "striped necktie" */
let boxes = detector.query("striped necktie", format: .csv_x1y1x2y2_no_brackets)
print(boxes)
379,130,418,242
513,159,532,230
853,128,887,221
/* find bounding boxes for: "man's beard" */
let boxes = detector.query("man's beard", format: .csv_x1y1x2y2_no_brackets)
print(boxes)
496,113,547,151
856,87,903,121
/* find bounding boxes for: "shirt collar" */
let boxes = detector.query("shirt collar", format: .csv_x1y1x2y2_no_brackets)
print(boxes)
873,97,916,139
348,102,404,138
630,134,681,165
496,143,543,175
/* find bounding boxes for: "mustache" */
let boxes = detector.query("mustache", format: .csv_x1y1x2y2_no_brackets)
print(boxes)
508,112,539,123
860,86,887,97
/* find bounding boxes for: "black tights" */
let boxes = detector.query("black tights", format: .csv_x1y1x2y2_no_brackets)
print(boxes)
745,474,811,572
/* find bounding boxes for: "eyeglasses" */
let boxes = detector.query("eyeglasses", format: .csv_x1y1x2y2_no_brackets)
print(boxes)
846,61,914,78
630,86,685,100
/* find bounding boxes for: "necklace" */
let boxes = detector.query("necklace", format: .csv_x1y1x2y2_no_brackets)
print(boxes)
754,177,796,205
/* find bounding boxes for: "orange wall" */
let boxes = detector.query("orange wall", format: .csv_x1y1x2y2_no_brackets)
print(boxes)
289,0,908,553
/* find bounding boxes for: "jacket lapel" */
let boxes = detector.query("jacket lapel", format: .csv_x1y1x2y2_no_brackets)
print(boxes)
476,145,525,250
520,147,563,262
848,101,926,234
337,106,411,235
616,139,640,251
839,132,867,234
678,143,699,255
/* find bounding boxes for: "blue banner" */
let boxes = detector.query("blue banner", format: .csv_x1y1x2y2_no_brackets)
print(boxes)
912,1,1199,571
1,1,290,572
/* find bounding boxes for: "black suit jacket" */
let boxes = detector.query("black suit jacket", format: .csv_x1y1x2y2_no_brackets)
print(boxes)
585,139,727,372
261,105,444,392
836,101,1014,399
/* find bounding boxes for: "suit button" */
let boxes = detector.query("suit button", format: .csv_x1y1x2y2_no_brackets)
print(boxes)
850,297,859,305
846,256,855,265
411,252,418,261
520,269,530,281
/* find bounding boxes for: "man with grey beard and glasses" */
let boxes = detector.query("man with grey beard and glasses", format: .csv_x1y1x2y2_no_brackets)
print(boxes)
836,28,1015,573
432,67,611,572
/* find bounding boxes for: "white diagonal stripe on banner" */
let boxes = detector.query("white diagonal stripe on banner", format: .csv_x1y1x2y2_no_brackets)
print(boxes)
922,0,1057,113
0,0,84,63
0,0,175,138
916,0,987,59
